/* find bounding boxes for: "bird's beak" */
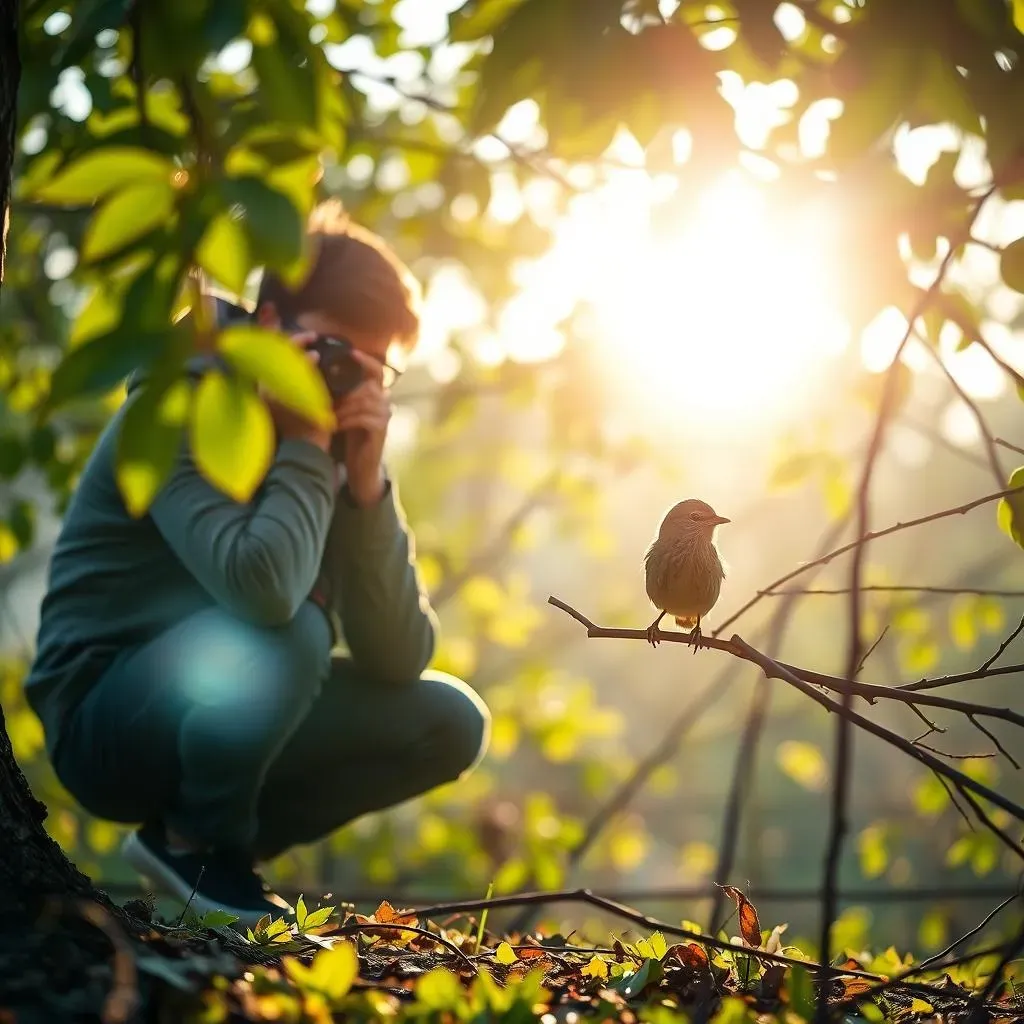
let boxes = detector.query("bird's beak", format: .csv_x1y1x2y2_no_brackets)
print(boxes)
712,515,731,525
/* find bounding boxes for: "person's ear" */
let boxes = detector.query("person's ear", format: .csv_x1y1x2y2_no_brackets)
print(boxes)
256,301,279,330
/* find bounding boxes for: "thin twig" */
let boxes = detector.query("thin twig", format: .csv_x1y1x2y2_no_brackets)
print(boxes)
915,742,994,761
933,770,975,831
713,481,1024,637
855,625,888,677
324,921,477,974
915,889,1021,974
969,714,1021,769
913,330,1005,488
995,437,1024,459
980,613,1024,671
762,586,1024,598
408,889,884,979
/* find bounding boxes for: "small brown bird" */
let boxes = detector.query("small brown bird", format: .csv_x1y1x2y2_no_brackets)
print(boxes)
644,498,729,651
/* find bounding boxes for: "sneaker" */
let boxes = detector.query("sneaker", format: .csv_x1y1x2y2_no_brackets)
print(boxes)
121,822,292,929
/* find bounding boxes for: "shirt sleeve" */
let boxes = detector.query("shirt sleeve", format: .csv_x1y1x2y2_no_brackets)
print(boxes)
320,476,437,683
149,436,337,626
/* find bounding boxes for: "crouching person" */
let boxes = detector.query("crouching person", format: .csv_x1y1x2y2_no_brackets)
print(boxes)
23,204,490,925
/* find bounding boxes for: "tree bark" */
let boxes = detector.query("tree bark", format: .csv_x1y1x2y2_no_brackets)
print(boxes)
0,0,20,285
0,0,105,924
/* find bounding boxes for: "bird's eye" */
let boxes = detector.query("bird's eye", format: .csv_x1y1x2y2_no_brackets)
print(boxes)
689,512,701,521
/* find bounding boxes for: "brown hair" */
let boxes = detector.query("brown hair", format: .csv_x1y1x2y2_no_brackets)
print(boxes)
257,200,422,350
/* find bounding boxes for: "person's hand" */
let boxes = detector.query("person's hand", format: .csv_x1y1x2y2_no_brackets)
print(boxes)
263,330,333,453
334,349,392,506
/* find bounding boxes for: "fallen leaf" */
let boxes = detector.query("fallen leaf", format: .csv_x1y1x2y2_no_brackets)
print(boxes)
718,885,762,948
841,977,876,998
669,943,710,970
495,941,518,965
582,957,609,980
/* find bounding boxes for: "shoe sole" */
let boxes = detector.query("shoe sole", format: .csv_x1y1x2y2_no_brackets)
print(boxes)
121,832,287,929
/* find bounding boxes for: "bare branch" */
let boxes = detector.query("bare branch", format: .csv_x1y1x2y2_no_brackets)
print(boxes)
547,598,1024,849
980,613,1024,671
969,714,1021,770
915,890,1021,976
713,482,1024,637
933,770,975,831
912,331,1005,487
995,437,1024,459
915,742,994,761
763,585,1024,598
547,598,1024,732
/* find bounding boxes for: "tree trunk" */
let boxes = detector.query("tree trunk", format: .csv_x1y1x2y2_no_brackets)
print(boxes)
0,0,104,923
0,0,19,284
0,705,101,920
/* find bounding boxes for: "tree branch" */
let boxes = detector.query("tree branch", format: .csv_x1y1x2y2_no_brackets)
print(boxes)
713,482,1024,637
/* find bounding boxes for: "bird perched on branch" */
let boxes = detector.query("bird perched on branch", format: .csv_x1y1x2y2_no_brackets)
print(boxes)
644,498,730,651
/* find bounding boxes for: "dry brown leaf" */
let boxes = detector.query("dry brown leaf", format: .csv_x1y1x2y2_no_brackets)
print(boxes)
719,885,762,948
669,942,710,970
841,977,876,998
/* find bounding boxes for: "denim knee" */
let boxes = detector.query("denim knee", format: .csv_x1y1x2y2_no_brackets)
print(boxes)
420,671,490,779
176,601,332,714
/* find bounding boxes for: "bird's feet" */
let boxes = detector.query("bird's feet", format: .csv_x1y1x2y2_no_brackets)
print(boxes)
688,621,703,655
646,615,664,647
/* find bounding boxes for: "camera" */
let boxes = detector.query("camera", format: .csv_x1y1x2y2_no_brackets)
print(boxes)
308,335,365,399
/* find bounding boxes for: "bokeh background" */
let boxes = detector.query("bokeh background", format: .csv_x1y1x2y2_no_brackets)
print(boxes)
3,0,1024,954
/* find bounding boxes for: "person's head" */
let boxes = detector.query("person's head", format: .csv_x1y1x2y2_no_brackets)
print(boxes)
254,200,422,376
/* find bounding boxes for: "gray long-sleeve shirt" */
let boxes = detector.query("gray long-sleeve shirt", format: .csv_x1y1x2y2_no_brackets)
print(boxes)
25,369,436,759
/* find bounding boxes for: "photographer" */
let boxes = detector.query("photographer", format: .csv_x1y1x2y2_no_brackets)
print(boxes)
24,203,490,924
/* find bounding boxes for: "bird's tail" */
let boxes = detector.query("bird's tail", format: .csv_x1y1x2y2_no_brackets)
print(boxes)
674,615,698,628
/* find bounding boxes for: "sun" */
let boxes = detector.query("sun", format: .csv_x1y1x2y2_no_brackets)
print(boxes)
498,168,851,437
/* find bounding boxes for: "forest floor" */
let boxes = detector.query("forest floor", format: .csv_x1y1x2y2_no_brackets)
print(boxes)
2,887,1022,1023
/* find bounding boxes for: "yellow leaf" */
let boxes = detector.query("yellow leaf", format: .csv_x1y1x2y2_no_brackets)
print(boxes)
776,740,828,791
308,943,359,1000
581,957,608,980
0,523,18,563
911,998,935,1015
116,380,192,518
217,326,333,429
494,941,518,965
82,180,176,262
1014,0,1024,33
191,372,273,502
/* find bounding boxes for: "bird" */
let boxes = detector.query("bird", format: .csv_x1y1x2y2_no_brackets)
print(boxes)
644,498,730,651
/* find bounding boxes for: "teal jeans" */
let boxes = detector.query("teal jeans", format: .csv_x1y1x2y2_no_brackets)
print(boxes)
52,602,489,860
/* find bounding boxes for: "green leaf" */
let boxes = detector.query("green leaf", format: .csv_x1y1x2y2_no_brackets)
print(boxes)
82,181,176,262
1000,236,1024,294
216,326,333,429
997,466,1024,549
200,909,240,928
307,942,358,1000
47,328,179,410
115,379,192,517
33,147,174,205
294,894,308,930
615,958,662,1000
302,907,335,930
222,176,305,271
190,371,274,502
196,212,252,297
789,965,816,1020
857,824,889,880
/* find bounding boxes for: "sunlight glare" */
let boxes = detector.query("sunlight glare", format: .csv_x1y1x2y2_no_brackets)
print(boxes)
539,172,851,433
